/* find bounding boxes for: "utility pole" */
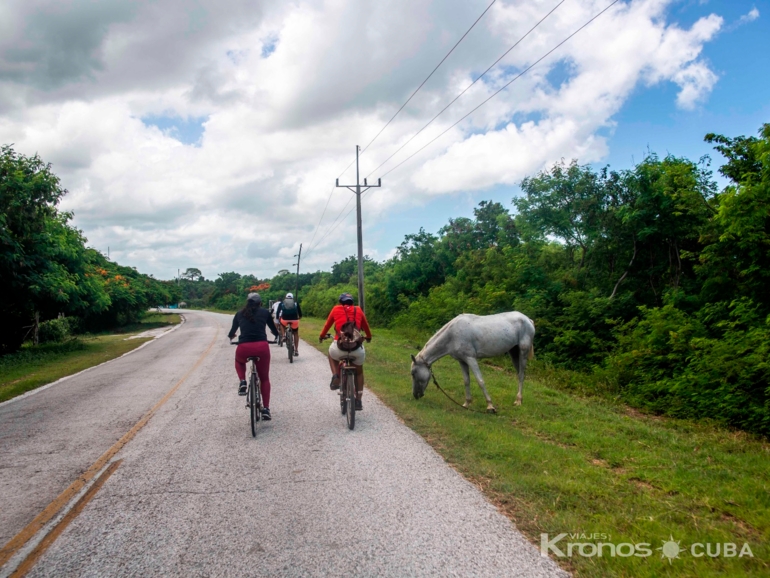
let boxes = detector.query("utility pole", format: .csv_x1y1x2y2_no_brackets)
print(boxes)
293,244,302,298
336,146,381,312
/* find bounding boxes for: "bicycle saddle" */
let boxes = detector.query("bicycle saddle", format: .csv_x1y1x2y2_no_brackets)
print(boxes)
247,356,260,361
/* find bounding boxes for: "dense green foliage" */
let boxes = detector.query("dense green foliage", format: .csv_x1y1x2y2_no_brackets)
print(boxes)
0,146,180,352
183,124,769,435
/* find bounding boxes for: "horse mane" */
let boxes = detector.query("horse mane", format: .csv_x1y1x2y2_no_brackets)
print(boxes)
417,317,457,362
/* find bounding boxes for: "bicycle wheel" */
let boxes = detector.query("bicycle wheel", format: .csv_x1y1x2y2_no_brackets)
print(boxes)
249,372,259,437
345,370,355,430
287,330,294,363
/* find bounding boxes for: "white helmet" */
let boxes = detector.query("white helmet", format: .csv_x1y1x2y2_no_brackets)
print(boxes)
286,293,293,299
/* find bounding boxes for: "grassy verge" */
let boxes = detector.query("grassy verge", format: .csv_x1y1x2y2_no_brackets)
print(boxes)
302,317,769,577
0,312,181,403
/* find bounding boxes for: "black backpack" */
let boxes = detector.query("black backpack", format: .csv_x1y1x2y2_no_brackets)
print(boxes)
282,297,297,314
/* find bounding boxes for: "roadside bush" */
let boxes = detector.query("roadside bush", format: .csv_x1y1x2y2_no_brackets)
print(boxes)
212,293,242,311
301,283,357,317
607,298,770,435
38,317,74,343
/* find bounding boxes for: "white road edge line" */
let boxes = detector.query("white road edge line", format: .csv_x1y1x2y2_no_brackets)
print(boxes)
0,314,187,409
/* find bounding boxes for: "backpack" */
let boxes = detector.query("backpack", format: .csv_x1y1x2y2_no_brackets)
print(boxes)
282,297,297,314
337,306,364,352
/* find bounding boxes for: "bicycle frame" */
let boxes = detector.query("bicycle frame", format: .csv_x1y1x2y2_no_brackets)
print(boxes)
338,356,357,429
231,341,261,437
321,334,359,430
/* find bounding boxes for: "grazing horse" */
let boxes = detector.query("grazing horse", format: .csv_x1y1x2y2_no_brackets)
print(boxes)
410,312,535,413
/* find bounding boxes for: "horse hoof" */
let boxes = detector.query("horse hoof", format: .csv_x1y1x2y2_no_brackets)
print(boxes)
514,399,522,406
486,407,497,414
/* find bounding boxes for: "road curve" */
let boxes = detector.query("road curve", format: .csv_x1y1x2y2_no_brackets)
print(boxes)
1,310,566,577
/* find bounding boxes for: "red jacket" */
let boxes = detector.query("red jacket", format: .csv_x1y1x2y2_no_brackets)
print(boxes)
320,305,372,341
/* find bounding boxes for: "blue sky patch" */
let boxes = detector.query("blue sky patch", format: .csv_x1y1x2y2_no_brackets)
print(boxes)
544,59,574,92
261,35,278,58
142,114,208,146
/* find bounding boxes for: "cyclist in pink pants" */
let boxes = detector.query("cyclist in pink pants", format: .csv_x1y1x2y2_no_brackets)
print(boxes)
228,293,279,420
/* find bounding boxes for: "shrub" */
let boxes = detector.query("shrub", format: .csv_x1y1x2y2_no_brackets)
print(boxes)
38,317,73,343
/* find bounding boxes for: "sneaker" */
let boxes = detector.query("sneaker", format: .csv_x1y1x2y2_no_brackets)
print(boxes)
355,399,363,411
294,350,299,356
261,407,271,420
238,381,247,396
330,375,340,390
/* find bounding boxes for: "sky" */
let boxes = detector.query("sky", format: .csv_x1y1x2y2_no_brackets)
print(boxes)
0,0,767,280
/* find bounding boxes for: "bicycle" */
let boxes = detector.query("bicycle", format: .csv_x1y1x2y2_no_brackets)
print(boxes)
322,334,356,430
231,342,262,437
284,321,295,363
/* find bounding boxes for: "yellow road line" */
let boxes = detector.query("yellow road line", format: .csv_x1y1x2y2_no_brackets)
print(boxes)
10,460,123,578
0,327,218,569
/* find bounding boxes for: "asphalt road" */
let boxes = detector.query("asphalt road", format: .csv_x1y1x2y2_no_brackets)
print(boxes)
0,310,566,577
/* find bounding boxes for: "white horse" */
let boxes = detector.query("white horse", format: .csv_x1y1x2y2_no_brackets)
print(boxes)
410,312,535,413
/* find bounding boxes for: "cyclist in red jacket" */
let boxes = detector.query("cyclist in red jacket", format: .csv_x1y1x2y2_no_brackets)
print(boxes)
319,293,372,411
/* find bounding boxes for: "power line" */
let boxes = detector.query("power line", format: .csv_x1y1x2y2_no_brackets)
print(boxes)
360,0,497,155
306,194,355,254
305,1,498,258
377,0,621,180
365,0,566,179
304,158,356,258
311,0,621,249
311,0,621,255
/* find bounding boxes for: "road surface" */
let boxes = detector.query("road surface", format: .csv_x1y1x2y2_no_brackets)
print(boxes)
0,310,566,577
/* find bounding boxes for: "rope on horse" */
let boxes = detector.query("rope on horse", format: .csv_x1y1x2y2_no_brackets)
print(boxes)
430,371,485,414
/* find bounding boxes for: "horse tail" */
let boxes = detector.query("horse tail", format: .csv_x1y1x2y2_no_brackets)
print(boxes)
528,344,535,360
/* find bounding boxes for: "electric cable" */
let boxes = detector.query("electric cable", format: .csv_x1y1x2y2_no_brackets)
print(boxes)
365,0,566,179
376,0,621,180
360,0,497,155
306,0,498,256
310,0,620,255
311,0,621,249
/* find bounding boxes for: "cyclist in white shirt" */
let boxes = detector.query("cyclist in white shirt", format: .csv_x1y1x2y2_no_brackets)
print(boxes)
271,300,282,343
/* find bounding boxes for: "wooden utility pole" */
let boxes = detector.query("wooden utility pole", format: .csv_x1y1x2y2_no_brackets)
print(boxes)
336,146,381,313
293,244,302,298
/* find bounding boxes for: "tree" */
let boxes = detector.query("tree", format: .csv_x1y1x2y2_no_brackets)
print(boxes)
182,267,203,281
699,124,770,310
0,146,110,351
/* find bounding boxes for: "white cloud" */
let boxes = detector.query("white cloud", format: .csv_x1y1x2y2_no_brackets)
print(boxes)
0,0,725,277
739,7,760,24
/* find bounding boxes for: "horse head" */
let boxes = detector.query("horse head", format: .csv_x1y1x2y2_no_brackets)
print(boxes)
410,354,431,399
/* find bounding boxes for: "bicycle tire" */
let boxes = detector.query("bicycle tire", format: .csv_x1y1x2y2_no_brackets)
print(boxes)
287,330,294,363
250,371,259,437
345,370,355,430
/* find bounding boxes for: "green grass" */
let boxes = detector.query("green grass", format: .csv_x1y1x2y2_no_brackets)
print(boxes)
302,317,769,577
95,311,182,334
0,312,181,403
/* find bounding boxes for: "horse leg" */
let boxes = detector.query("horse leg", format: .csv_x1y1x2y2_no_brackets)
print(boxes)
458,360,472,408
508,346,522,406
466,357,495,413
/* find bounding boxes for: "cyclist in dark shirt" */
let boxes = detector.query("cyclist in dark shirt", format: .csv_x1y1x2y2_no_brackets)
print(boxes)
228,293,279,419
276,292,302,356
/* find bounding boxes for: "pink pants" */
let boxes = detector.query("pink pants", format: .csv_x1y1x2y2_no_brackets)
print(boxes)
235,341,272,408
